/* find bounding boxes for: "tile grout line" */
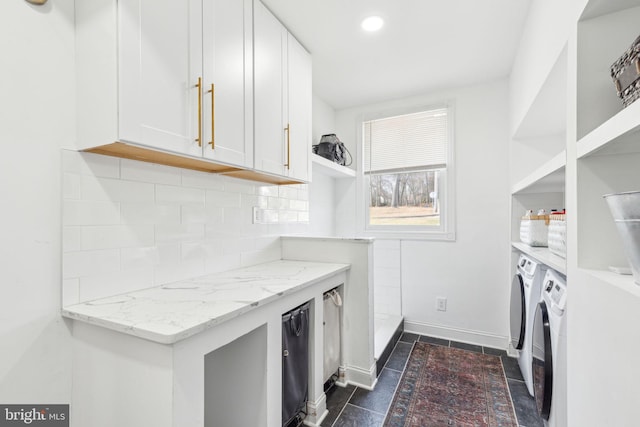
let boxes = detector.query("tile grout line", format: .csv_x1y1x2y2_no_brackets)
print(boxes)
328,386,358,427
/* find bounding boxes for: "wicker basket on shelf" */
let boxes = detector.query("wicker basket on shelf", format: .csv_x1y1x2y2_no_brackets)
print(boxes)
611,34,640,107
547,214,566,258
520,215,549,247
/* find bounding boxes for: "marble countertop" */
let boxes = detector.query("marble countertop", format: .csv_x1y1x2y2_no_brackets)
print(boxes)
62,260,349,344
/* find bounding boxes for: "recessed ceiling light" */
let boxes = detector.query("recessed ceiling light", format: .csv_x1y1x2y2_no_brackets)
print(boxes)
361,16,384,32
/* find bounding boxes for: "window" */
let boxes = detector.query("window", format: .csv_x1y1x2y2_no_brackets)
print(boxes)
362,105,454,238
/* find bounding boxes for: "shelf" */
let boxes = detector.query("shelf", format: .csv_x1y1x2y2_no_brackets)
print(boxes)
577,99,640,159
581,0,640,20
311,153,356,178
512,241,567,275
511,150,566,194
581,268,640,298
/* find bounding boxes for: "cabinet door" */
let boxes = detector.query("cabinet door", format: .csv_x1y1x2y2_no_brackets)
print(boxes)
201,0,253,167
253,0,287,177
118,0,202,157
286,34,312,182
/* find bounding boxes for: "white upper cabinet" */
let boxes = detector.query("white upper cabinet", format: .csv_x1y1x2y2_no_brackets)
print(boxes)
75,0,309,183
286,34,312,182
117,0,202,157
201,0,253,168
254,0,311,182
254,0,287,177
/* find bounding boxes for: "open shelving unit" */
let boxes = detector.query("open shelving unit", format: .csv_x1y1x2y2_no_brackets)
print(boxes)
311,153,356,178
567,1,640,425
510,45,568,276
575,1,640,295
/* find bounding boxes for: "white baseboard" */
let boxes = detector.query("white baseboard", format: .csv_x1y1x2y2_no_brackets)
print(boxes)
344,362,377,390
304,393,327,427
403,319,509,351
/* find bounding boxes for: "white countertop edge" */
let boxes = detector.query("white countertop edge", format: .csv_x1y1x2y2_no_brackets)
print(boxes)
62,261,350,345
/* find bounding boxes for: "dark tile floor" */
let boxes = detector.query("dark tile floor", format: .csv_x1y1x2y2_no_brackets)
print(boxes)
320,332,544,427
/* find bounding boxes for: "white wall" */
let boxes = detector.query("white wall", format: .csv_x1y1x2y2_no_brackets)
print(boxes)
308,95,338,236
334,80,511,347
509,0,586,136
0,0,75,403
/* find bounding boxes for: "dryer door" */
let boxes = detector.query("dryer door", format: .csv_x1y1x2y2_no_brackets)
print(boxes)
510,273,526,350
532,301,553,421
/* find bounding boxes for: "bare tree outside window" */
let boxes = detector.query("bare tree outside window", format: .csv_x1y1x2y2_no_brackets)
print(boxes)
368,170,441,226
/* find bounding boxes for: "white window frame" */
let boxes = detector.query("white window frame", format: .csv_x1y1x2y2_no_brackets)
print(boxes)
355,103,456,241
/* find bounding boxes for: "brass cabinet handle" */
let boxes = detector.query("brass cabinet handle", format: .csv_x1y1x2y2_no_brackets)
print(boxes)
208,83,215,150
284,124,290,169
196,77,202,147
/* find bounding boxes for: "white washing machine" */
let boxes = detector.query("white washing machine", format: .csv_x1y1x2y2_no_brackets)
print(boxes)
509,253,546,396
532,268,567,427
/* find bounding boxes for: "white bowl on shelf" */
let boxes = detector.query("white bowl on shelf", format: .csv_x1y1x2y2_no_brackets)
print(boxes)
604,191,640,285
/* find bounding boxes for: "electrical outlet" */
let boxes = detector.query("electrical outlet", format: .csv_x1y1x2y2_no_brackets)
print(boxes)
252,206,261,224
436,297,447,312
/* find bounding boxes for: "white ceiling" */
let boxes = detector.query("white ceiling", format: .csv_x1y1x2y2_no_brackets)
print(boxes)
261,0,532,110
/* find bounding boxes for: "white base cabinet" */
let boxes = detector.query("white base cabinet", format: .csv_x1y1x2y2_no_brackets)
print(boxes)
70,272,346,427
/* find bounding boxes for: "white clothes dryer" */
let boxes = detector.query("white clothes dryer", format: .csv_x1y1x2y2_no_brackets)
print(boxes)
509,253,546,396
532,268,567,427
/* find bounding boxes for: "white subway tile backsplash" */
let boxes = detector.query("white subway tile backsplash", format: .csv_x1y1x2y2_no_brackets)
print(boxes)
278,186,298,200
267,197,288,210
154,258,205,286
156,184,205,205
62,150,120,178
63,200,120,226
240,194,260,209
155,224,205,243
63,226,82,252
203,253,242,275
181,241,224,262
181,205,207,224
79,267,154,302
257,196,269,209
63,249,120,278
81,225,155,250
206,189,241,208
224,178,256,195
204,207,224,225
81,176,155,202
297,186,309,201
289,200,308,211
155,244,182,266
262,210,279,224
62,279,80,306
120,203,181,225
181,170,225,190
258,185,279,197
279,210,298,223
62,153,310,305
121,159,182,185
121,246,158,270
240,246,281,267
63,173,81,200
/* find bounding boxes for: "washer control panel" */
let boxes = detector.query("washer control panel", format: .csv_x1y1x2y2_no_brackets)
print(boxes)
542,269,567,313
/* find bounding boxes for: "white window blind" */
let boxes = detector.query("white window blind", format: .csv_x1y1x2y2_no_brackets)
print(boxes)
364,107,449,174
